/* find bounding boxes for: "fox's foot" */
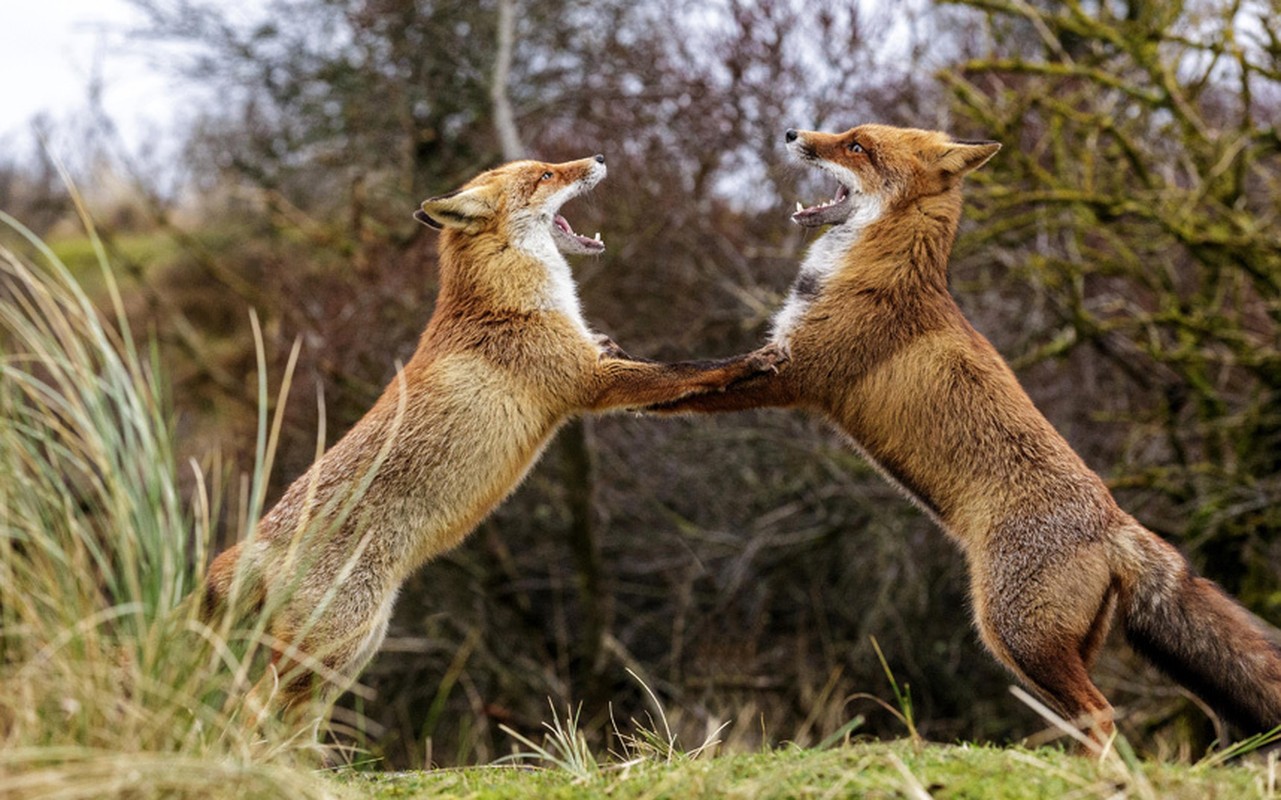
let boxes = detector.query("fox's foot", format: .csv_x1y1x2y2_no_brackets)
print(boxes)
745,343,790,376
708,343,789,393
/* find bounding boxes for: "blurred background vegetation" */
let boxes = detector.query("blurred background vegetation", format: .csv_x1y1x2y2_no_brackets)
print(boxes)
2,0,1279,768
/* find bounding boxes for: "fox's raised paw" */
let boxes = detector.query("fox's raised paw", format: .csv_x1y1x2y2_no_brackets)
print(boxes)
747,343,790,375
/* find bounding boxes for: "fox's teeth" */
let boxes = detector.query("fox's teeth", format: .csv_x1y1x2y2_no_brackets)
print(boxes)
796,201,804,213
594,232,601,241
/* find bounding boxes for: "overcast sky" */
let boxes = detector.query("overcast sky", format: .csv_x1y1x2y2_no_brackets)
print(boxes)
0,1,194,158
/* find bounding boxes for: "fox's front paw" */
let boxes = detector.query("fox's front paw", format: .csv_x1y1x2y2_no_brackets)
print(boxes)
594,334,633,361
746,343,790,375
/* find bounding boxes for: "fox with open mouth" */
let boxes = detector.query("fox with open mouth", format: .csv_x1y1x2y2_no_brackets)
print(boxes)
651,123,1281,750
202,154,786,724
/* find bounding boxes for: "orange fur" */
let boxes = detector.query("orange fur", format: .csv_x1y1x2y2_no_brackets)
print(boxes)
655,124,1281,748
203,156,784,721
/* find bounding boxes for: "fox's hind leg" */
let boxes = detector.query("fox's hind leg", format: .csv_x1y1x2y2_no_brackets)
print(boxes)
972,534,1118,750
1079,586,1118,671
244,585,396,730
979,620,1115,749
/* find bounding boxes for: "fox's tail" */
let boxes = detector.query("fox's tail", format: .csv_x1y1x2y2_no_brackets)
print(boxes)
1117,528,1281,734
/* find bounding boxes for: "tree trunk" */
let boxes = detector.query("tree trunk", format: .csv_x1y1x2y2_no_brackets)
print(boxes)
489,0,611,697
491,0,525,162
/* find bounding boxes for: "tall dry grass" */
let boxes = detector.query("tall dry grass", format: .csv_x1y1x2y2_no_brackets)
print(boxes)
0,207,341,799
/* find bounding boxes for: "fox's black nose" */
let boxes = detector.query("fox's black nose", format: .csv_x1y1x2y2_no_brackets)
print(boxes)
594,154,605,163
785,129,798,143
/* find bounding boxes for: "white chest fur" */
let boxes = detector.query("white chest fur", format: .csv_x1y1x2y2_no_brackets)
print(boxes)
770,197,883,345
513,222,593,339
770,223,857,345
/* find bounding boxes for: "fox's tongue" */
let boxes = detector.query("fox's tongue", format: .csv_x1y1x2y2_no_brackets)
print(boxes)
551,214,605,254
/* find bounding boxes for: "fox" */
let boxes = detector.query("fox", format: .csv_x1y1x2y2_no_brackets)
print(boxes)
202,154,784,721
650,124,1281,747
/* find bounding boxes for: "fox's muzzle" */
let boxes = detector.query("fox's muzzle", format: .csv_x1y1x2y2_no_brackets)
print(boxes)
785,128,819,160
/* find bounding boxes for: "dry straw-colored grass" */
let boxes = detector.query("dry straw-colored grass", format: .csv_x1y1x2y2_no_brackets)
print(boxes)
0,205,340,799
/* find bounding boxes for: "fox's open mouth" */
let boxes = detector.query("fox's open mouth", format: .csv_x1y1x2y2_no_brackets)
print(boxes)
792,183,853,228
551,214,604,255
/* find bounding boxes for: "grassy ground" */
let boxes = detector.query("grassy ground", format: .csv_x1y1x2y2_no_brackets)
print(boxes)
340,740,1278,800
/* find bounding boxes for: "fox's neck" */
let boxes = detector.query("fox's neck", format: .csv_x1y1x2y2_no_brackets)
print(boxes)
811,195,962,293
519,235,592,338
838,196,959,293
772,193,962,344
434,233,591,337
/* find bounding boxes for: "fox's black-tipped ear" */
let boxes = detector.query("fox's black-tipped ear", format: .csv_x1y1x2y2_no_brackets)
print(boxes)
938,140,1001,177
418,186,495,233
413,209,442,229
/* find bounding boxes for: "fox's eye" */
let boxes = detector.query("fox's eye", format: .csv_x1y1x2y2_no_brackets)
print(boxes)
541,171,554,180
847,142,864,154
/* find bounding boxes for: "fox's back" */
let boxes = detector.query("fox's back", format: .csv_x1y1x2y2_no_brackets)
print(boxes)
793,284,1114,544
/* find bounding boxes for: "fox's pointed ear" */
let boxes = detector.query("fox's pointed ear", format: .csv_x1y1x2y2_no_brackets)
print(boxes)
417,186,495,233
413,209,442,229
937,140,1001,177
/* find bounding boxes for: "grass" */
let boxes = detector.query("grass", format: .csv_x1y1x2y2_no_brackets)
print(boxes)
0,201,337,797
341,739,1281,799
337,667,1279,799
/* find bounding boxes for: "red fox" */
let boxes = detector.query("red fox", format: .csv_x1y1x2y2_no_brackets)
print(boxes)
203,155,784,720
652,124,1281,746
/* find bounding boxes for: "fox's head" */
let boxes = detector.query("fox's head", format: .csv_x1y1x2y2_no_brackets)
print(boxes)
786,124,999,229
415,156,607,255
